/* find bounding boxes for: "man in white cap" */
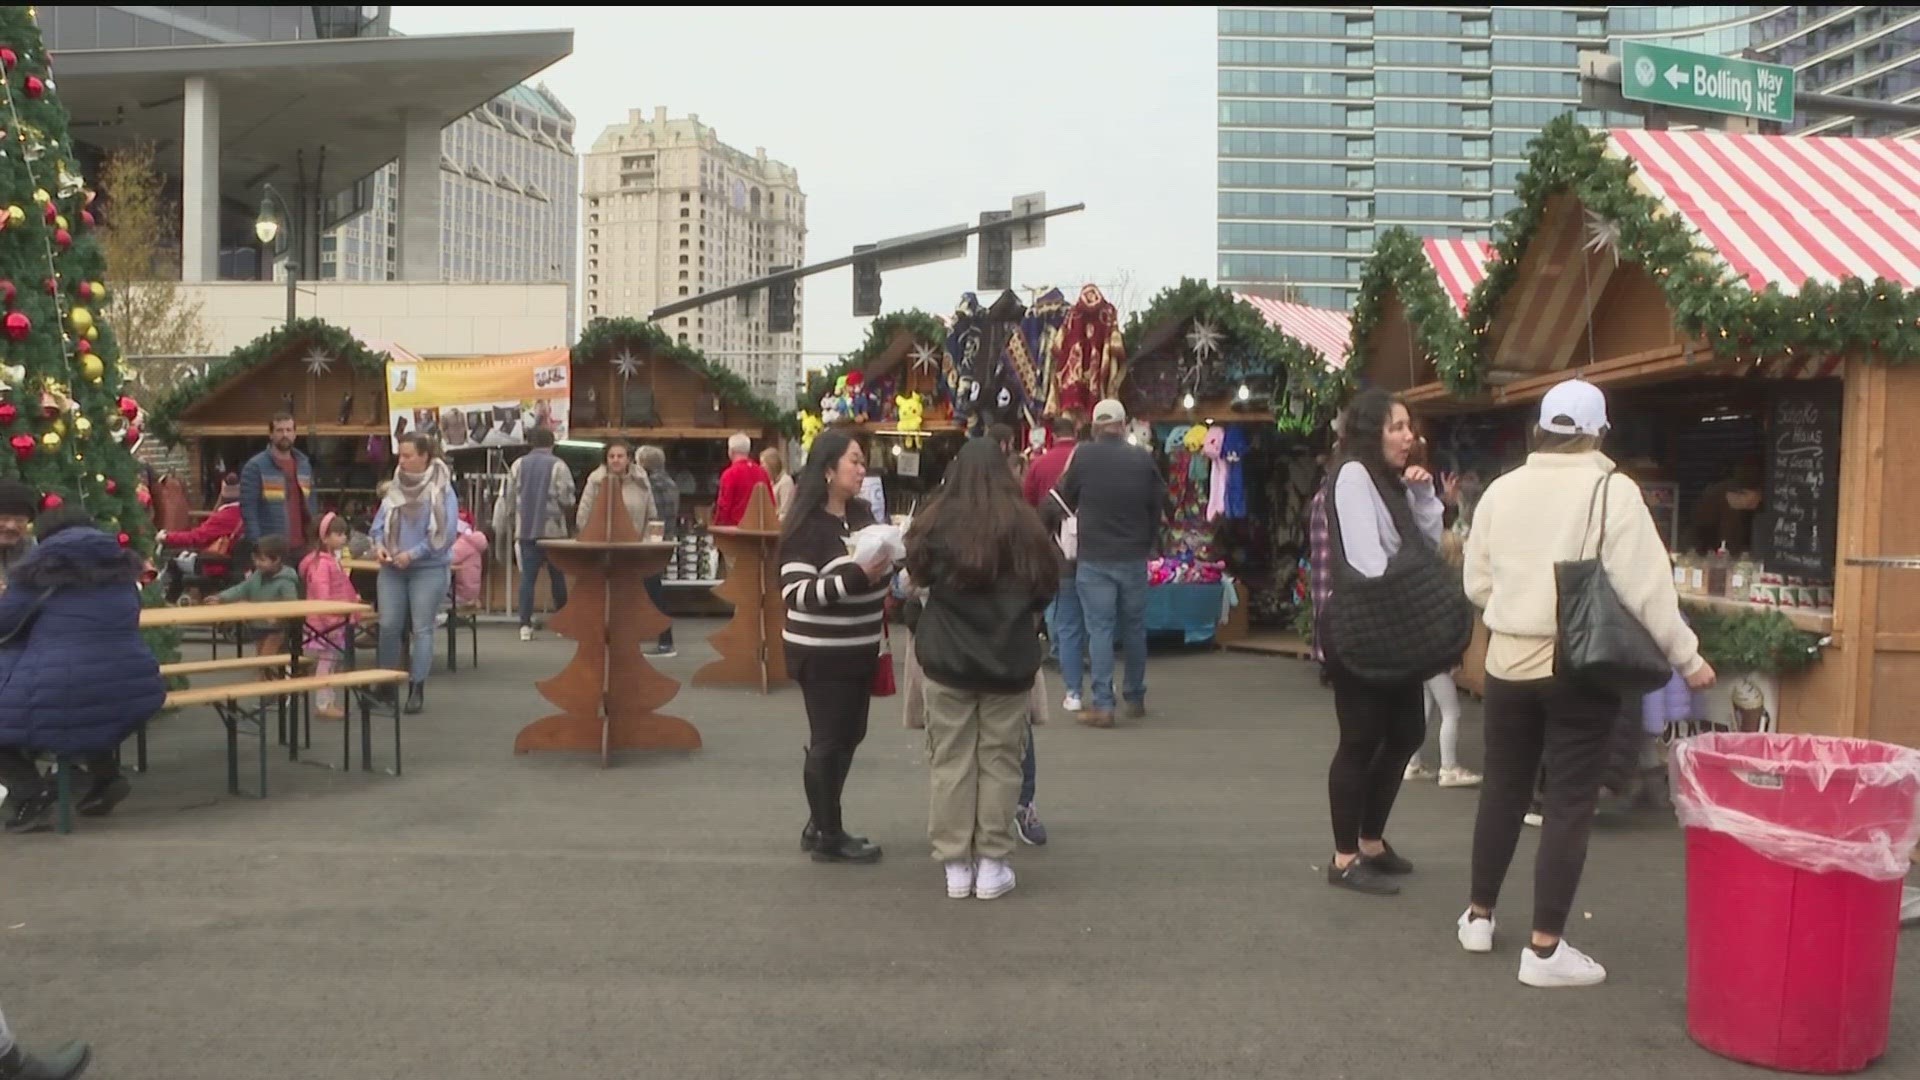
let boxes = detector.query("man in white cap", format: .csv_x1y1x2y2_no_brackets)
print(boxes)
1053,399,1166,727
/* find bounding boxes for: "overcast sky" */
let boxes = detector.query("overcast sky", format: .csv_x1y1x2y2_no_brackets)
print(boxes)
392,6,1216,368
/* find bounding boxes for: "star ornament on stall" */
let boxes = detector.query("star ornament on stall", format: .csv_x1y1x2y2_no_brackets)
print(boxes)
302,349,334,377
910,342,939,375
1185,320,1224,361
612,349,642,380
1583,208,1622,265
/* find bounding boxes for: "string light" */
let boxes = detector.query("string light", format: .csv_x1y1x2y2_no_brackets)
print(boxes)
1235,384,1251,402
1181,393,1196,410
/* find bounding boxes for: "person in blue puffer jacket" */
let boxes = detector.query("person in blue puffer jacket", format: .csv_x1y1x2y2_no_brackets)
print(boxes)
0,505,165,834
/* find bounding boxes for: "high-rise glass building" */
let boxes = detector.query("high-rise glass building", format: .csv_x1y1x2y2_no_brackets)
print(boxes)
1218,7,1920,308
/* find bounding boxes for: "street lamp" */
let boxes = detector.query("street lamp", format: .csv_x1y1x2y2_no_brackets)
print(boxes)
255,185,298,329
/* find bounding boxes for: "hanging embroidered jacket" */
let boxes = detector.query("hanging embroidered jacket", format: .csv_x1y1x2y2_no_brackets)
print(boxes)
945,294,988,426
1050,284,1124,415
1012,288,1070,425
1221,424,1250,520
982,290,1028,430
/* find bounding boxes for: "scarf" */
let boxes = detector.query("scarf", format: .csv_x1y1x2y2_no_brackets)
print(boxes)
516,448,560,541
382,457,454,555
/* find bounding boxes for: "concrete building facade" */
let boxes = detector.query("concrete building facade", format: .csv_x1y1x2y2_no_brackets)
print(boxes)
582,108,806,406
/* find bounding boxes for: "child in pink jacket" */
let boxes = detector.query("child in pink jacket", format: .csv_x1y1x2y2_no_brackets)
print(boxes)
450,511,489,608
301,513,359,719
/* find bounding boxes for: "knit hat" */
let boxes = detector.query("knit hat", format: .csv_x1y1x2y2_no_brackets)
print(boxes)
218,472,241,501
0,477,36,518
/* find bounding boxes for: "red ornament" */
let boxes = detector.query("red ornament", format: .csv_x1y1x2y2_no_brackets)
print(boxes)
75,338,90,354
122,424,140,448
0,49,16,70
0,402,14,425
10,435,33,460
40,493,61,511
0,280,11,304
74,281,90,301
104,478,117,495
136,486,152,508
42,202,54,224
23,75,43,99
118,532,131,547
41,277,53,296
52,228,70,249
117,395,139,422
80,209,93,229
3,311,27,340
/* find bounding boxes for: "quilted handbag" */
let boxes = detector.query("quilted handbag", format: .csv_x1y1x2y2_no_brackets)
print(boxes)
1321,466,1473,684
1554,474,1672,695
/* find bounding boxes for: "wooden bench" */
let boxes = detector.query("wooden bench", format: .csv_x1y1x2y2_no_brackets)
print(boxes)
138,653,316,773
162,669,410,801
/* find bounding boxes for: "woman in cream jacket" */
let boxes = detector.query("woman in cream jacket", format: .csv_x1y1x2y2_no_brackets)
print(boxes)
1458,380,1714,990
577,439,654,538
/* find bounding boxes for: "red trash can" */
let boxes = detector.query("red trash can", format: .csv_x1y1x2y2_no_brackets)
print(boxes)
1671,733,1920,1074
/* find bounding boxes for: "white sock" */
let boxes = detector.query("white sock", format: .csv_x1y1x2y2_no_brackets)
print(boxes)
1425,673,1462,771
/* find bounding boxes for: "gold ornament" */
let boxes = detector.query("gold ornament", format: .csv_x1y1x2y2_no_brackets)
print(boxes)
85,327,98,342
53,214,66,231
2,206,19,228
90,281,106,301
31,188,48,204
68,306,92,333
40,430,59,450
80,354,103,382
74,416,92,436
51,418,65,436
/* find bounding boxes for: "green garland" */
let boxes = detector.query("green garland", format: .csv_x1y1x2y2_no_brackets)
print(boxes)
1459,116,1920,387
1692,608,1825,677
801,309,947,415
573,317,796,436
1121,278,1353,435
1349,227,1484,394
148,318,388,445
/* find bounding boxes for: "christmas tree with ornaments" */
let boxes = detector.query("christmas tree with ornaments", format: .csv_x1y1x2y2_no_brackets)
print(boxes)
0,5,154,552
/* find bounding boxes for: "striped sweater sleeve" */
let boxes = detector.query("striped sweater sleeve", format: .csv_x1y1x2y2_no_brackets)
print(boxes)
778,515,886,653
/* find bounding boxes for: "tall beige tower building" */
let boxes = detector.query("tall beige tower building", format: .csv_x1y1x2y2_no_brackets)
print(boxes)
583,107,806,406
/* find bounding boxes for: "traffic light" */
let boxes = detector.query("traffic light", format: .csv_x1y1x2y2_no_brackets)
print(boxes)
768,266,795,333
853,255,881,317
977,210,1012,292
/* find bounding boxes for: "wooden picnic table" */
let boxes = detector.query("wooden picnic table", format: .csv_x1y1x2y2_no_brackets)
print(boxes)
140,599,371,627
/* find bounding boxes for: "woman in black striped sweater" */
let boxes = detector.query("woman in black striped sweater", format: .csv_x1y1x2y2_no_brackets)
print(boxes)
779,431,894,863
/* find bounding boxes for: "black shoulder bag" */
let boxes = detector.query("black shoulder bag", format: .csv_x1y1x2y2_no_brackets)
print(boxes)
1553,473,1672,695
1322,469,1473,684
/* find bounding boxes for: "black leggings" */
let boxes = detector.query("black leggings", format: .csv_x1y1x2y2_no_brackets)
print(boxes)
1470,674,1620,936
1327,674,1426,855
794,652,877,837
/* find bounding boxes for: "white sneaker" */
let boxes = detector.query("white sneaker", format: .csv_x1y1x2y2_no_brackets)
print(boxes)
434,612,448,628
1523,811,1544,828
1062,693,1083,713
944,859,975,899
1438,766,1483,789
1457,909,1495,953
518,625,534,642
1519,940,1608,988
974,857,1016,900
1404,761,1437,781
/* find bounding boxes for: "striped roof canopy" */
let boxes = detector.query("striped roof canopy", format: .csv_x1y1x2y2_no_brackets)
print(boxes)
1421,238,1495,314
1609,128,1920,293
1233,295,1352,370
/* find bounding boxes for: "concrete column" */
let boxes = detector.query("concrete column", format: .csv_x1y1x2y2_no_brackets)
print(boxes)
396,109,442,281
181,76,220,282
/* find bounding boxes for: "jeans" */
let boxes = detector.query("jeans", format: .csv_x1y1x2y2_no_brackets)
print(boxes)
517,538,568,627
378,563,451,684
643,573,674,649
1470,675,1620,936
1045,572,1086,695
1076,559,1148,712
1019,721,1037,808
1327,674,1426,854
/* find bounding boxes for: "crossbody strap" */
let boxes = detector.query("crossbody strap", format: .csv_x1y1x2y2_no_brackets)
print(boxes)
1578,472,1616,561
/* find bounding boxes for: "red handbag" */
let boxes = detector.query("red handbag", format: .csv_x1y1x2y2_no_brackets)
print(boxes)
871,603,898,698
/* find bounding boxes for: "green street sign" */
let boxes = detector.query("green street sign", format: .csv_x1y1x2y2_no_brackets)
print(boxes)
1620,41,1795,124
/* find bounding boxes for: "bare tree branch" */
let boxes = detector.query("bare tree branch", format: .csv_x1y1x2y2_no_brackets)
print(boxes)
98,140,209,390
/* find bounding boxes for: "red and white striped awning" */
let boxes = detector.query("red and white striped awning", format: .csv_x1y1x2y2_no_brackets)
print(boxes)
1233,294,1351,369
1609,128,1920,293
1421,238,1495,314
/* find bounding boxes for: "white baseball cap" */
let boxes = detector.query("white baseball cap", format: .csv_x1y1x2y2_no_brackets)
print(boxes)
1539,379,1609,437
1092,398,1127,424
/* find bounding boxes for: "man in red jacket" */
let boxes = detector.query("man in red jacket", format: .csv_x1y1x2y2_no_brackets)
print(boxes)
1021,415,1081,509
156,473,245,600
712,431,774,528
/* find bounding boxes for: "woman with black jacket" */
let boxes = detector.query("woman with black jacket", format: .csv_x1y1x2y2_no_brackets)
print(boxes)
904,438,1060,899
779,431,894,864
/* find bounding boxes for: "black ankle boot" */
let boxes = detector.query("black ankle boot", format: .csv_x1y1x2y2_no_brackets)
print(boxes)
800,819,870,853
76,775,131,817
0,1040,92,1080
810,831,883,864
403,682,425,715
4,794,55,835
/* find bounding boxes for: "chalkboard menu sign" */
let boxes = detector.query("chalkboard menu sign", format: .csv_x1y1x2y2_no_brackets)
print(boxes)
1762,380,1842,576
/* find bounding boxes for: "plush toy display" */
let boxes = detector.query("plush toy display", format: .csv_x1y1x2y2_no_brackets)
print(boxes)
895,393,926,450
846,371,871,424
821,375,853,424
800,412,824,456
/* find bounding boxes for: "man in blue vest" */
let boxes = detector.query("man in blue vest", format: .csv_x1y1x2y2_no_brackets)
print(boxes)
239,412,318,560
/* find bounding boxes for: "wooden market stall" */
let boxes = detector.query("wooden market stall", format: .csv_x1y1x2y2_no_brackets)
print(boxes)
1116,283,1353,649
1361,118,1920,750
147,318,394,517
804,311,966,518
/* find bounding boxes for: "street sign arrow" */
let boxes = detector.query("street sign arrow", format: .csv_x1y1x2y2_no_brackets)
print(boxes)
1664,64,1688,89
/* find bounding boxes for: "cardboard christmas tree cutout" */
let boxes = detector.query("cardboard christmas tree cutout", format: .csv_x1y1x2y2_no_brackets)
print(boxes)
0,6,155,550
